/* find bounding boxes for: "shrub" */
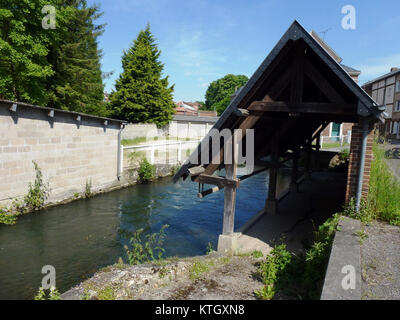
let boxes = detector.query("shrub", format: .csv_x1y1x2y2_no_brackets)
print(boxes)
124,224,169,265
24,161,50,211
137,158,155,183
34,287,61,300
85,179,92,198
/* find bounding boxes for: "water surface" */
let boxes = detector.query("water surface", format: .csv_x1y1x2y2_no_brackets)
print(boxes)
0,169,290,300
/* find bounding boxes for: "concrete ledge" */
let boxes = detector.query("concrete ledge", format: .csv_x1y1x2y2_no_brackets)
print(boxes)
217,233,242,254
321,216,362,300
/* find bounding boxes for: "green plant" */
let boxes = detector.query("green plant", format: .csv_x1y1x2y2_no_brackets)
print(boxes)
97,285,116,300
85,179,92,198
367,142,400,225
34,287,61,300
189,261,210,280
254,215,340,300
206,242,214,255
254,244,292,300
137,158,155,183
124,224,169,265
24,161,50,211
0,207,18,225
251,250,264,259
356,230,368,245
303,214,340,299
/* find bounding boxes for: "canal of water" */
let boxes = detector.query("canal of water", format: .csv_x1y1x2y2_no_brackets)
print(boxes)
0,169,291,300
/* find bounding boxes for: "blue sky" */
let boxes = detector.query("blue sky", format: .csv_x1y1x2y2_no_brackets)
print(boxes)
87,0,400,102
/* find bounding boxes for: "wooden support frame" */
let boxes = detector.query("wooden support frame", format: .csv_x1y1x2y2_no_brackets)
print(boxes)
265,133,279,215
290,147,300,193
196,174,240,189
222,131,239,235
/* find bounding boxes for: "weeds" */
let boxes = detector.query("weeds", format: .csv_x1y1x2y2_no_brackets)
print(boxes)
24,161,50,211
1,161,50,225
137,158,156,183
124,224,169,265
254,215,340,300
34,287,61,300
85,179,92,198
190,261,211,281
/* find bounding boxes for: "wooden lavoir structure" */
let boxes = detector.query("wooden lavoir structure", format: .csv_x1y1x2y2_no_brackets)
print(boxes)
173,21,385,250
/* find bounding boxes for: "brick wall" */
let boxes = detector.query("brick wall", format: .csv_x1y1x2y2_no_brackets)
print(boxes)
0,102,122,206
345,122,374,203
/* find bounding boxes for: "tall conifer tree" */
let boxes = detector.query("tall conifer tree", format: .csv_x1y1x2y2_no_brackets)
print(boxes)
110,25,175,127
46,0,107,116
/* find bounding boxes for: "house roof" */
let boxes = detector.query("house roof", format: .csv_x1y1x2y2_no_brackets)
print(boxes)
340,64,361,76
173,20,384,182
362,69,400,87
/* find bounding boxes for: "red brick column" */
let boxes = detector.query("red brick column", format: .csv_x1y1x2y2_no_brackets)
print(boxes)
345,122,374,204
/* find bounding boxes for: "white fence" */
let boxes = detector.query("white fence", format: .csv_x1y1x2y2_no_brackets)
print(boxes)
120,140,201,169
320,134,351,149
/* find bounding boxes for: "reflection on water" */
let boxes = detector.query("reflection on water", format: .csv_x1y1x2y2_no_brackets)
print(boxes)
0,169,290,300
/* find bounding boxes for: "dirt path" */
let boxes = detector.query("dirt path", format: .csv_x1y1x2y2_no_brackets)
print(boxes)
61,252,265,300
383,140,400,181
361,221,400,300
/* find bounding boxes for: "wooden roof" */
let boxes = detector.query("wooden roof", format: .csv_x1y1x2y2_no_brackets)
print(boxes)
174,21,383,182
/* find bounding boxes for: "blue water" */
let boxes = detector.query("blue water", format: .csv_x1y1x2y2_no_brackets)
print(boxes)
0,170,290,300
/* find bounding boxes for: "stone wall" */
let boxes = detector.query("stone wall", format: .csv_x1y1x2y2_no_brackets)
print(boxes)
0,101,123,207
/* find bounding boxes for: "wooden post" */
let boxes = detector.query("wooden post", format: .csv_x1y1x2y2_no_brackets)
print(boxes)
265,133,279,214
222,131,238,235
315,133,321,171
290,148,299,193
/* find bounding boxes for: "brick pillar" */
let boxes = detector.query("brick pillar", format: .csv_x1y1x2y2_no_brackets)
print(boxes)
345,122,374,204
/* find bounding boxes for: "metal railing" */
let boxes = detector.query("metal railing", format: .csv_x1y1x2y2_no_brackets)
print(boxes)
120,139,201,169
320,134,351,148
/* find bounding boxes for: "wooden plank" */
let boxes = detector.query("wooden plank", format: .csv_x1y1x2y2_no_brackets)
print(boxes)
188,166,205,177
196,174,240,188
248,101,356,115
290,44,305,105
304,59,345,103
197,167,269,198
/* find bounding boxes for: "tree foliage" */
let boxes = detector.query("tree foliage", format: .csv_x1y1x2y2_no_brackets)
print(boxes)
110,24,175,127
205,74,248,115
46,0,107,116
0,0,55,105
0,0,107,116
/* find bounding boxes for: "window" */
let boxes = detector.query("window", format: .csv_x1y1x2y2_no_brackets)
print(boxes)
393,122,399,134
396,101,400,112
396,80,400,93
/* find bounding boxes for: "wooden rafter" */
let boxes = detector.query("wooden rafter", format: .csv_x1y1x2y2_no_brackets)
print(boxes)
304,59,345,103
248,101,356,115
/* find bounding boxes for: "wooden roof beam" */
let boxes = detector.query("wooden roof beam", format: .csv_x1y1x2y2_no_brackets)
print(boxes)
248,101,356,115
304,59,345,103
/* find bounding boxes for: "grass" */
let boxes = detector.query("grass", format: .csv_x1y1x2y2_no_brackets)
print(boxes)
189,260,213,280
343,141,400,226
367,142,400,225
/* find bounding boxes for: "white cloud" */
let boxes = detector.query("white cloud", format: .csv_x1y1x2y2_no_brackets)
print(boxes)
357,53,400,83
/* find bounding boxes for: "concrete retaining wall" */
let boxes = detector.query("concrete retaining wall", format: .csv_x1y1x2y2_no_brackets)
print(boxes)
321,216,362,300
0,101,123,207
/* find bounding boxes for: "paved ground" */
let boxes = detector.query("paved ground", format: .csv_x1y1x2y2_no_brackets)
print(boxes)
383,139,400,181
242,171,347,254
361,221,400,300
